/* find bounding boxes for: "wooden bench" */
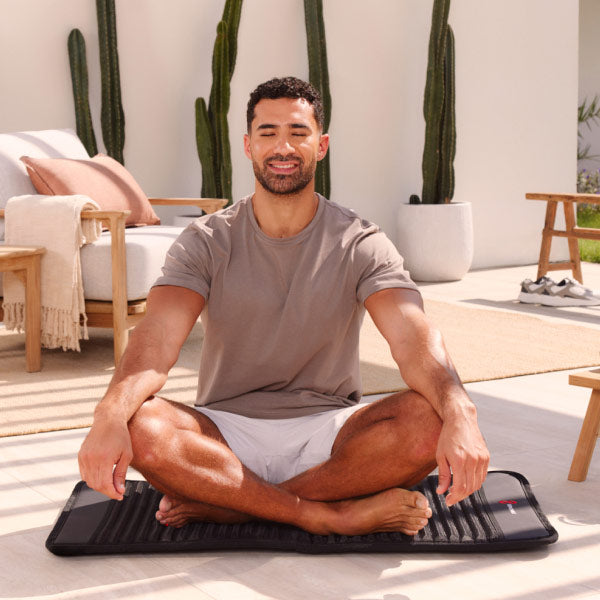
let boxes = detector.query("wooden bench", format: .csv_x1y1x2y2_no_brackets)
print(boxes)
568,369,600,481
526,193,600,285
0,245,46,371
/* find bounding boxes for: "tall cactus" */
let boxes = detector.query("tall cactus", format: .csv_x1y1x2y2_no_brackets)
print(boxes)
439,25,456,203
67,0,125,163
68,29,98,157
96,0,125,165
419,0,456,204
304,0,332,199
196,0,243,205
195,98,217,198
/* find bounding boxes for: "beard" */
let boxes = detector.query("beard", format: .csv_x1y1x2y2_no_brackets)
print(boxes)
252,153,317,196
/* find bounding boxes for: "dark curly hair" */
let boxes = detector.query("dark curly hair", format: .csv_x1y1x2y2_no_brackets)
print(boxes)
246,77,324,132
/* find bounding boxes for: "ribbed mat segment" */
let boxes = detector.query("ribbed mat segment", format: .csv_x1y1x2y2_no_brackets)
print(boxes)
46,471,558,556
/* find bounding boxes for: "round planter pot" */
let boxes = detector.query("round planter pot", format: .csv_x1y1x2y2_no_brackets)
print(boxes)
396,201,474,282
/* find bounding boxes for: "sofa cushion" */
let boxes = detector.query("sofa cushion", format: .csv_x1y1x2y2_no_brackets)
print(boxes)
0,129,89,240
0,226,184,302
80,225,183,301
20,154,160,227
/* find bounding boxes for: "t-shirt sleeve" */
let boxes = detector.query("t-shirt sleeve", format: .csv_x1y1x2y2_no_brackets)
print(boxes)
152,225,212,300
354,230,419,303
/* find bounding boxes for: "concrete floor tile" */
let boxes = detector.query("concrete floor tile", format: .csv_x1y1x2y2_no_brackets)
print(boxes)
0,526,214,599
0,469,61,536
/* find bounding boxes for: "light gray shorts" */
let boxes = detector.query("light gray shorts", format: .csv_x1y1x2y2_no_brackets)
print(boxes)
195,404,366,484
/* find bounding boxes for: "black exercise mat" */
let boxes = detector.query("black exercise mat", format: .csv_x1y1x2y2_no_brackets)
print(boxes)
46,471,557,555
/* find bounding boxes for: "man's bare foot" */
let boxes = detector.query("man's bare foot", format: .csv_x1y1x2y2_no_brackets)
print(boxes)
156,488,432,536
327,488,432,536
156,495,251,528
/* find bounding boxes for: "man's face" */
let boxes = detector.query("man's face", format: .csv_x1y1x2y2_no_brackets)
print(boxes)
244,97,329,196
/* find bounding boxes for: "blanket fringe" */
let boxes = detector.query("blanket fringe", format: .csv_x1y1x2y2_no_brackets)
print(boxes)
2,301,25,334
2,301,88,352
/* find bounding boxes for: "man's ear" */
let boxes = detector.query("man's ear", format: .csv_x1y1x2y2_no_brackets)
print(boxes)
317,133,330,162
243,133,252,159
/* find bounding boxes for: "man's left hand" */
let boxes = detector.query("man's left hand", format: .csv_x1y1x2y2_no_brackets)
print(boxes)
435,406,489,506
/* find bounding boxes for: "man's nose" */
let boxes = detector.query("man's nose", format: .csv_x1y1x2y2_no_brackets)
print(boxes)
273,136,295,154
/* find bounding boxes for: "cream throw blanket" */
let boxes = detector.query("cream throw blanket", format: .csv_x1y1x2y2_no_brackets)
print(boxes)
3,195,102,351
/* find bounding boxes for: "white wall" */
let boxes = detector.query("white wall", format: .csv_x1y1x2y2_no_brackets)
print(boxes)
452,1,577,267
579,0,600,174
0,0,578,269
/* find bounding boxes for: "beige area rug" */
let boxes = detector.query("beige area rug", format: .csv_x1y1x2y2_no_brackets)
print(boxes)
360,299,600,394
1,299,599,437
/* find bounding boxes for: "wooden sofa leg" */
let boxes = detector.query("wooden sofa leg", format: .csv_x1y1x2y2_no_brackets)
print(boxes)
112,317,129,366
106,211,129,366
25,255,43,372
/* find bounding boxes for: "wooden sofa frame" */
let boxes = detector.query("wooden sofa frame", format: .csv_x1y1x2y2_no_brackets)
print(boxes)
0,197,225,365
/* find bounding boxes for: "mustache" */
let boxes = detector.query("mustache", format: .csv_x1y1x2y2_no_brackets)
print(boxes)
265,154,303,164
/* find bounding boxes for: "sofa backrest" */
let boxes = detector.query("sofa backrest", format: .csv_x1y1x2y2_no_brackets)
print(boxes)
0,129,89,240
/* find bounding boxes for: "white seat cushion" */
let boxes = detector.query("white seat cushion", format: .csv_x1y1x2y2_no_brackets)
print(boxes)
80,225,185,301
0,225,185,301
0,129,89,240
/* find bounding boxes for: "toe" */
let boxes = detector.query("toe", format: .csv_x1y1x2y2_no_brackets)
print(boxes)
164,512,187,528
158,495,173,513
413,491,429,510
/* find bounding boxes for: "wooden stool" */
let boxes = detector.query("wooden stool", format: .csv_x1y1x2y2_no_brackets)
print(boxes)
526,193,600,285
568,369,600,481
0,245,46,372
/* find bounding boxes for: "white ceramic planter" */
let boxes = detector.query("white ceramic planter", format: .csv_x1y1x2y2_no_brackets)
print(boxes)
396,201,474,282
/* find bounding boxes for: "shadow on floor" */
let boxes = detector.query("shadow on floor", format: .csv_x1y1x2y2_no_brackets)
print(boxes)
461,298,600,327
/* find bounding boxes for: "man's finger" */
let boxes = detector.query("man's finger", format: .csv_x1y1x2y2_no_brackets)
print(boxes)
436,457,451,495
478,453,490,491
464,457,476,498
77,452,86,482
446,459,468,506
79,452,123,501
113,454,131,499
448,453,488,506
93,462,121,500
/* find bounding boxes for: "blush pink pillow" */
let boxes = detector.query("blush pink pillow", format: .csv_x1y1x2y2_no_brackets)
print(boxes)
20,154,160,226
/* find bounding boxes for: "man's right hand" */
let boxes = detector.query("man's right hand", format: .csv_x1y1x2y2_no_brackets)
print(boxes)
78,417,133,501
77,286,205,500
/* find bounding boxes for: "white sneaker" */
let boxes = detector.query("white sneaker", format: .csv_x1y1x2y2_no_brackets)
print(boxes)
518,276,555,304
542,278,600,307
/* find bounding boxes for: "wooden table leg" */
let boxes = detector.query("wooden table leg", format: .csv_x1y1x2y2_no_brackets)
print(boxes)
24,255,42,372
568,389,600,482
0,246,45,372
537,201,557,280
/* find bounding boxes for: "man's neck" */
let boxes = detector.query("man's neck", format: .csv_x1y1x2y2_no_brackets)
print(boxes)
251,186,319,239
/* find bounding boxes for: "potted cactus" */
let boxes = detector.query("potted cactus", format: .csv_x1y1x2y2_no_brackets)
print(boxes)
396,0,473,281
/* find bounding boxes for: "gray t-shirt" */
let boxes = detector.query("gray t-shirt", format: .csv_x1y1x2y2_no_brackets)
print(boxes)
154,194,418,418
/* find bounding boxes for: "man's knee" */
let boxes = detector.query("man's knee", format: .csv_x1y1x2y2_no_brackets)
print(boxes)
387,390,442,462
128,397,171,467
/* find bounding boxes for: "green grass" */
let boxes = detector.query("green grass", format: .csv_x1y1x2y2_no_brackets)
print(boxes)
578,205,600,263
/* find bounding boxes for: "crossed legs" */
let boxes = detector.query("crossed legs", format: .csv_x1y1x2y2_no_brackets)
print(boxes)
128,391,441,535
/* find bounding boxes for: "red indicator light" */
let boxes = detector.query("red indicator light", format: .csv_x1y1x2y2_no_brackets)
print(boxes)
499,500,517,505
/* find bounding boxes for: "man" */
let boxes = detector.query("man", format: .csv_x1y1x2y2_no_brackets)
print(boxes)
79,77,489,536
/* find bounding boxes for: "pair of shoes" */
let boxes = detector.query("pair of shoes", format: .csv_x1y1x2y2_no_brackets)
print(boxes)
518,276,600,306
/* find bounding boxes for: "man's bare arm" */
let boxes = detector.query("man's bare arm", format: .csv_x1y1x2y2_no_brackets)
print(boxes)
364,287,489,506
78,285,205,500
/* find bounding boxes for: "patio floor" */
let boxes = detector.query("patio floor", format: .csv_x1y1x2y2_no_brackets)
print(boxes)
1,263,600,600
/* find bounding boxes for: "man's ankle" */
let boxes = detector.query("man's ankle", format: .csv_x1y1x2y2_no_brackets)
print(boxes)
295,498,337,535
